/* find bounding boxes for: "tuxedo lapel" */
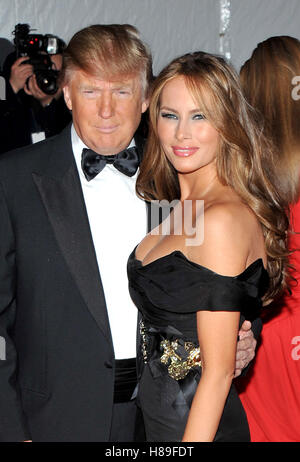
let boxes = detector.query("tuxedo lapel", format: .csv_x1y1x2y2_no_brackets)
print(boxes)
32,126,112,346
134,132,145,165
133,133,154,233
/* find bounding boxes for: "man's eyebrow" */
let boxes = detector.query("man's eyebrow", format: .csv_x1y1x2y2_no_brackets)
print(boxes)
78,84,99,90
78,83,134,91
111,83,134,90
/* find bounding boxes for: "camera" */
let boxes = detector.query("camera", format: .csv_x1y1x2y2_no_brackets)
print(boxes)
13,24,65,95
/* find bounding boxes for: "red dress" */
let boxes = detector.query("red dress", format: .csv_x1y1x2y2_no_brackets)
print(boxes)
237,199,300,442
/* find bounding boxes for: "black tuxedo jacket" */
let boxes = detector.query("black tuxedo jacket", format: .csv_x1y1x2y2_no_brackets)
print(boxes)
0,124,261,442
0,124,146,442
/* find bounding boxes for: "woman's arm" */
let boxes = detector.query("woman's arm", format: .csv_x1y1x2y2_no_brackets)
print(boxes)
182,201,262,441
182,309,240,442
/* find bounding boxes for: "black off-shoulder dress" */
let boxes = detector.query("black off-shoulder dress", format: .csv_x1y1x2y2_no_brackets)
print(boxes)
127,246,269,442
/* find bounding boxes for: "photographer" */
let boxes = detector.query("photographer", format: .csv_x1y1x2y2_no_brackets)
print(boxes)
0,26,71,154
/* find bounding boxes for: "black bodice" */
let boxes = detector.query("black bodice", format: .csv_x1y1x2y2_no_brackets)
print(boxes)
128,246,269,343
127,246,269,442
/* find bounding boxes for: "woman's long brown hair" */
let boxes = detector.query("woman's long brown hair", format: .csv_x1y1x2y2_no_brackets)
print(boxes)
240,36,300,204
137,51,290,301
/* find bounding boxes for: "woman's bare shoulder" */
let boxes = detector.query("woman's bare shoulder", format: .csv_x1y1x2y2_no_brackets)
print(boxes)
188,198,264,276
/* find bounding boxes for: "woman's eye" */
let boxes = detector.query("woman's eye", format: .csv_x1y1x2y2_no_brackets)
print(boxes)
193,113,206,120
161,112,178,119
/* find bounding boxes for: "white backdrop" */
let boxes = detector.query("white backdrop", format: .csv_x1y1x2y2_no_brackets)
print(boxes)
0,0,300,74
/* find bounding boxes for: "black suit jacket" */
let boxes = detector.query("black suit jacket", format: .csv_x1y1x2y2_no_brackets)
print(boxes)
0,124,261,442
0,124,144,442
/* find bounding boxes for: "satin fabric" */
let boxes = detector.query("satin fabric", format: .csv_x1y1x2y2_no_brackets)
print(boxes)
81,146,140,180
114,358,137,403
127,247,269,442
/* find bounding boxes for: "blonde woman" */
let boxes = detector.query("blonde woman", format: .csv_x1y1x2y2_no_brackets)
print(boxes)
127,51,289,442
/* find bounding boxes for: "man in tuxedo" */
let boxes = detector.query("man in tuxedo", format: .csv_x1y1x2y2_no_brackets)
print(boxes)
0,24,259,442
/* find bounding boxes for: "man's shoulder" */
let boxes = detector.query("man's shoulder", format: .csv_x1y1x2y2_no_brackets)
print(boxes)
0,136,54,160
0,125,72,179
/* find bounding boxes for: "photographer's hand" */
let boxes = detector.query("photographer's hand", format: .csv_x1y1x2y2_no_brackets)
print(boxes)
9,56,33,94
24,74,54,107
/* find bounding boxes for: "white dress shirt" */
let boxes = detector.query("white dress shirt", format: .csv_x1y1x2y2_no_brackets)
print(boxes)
71,125,147,359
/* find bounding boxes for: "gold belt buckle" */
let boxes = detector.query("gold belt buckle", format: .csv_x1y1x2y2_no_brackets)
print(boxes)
160,339,201,380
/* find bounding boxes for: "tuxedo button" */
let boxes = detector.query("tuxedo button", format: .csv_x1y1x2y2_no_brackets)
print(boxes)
104,361,113,369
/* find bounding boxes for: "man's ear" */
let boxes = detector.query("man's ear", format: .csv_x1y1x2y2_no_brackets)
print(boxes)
63,85,72,111
141,98,149,114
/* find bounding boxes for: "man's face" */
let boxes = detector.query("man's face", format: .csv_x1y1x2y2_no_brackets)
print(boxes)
63,69,149,154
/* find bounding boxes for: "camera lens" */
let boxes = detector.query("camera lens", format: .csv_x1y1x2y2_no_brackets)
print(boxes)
35,70,58,95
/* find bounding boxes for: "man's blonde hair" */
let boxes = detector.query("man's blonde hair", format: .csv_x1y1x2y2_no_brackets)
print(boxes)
61,24,153,97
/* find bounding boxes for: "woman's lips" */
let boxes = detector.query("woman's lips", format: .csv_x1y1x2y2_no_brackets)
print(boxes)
171,146,199,157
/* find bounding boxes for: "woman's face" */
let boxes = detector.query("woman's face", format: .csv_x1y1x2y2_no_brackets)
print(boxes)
157,76,220,174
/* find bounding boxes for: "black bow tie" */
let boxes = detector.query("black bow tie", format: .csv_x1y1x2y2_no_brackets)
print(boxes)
81,146,140,181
